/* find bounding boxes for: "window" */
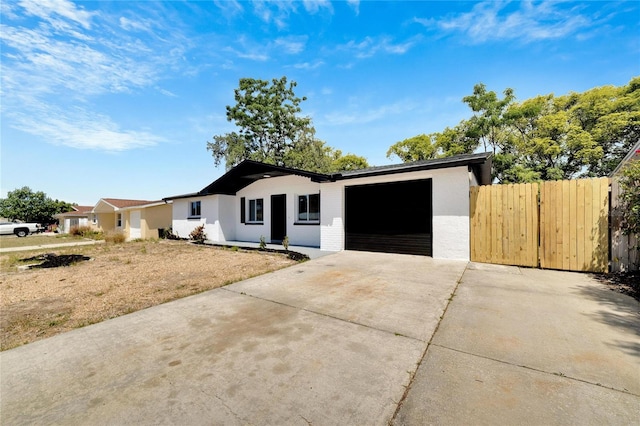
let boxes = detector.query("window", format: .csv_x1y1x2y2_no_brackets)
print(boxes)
248,198,263,223
297,194,320,222
190,201,201,218
116,213,122,227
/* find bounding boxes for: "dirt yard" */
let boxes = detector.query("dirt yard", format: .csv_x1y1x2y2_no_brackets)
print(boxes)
0,240,297,351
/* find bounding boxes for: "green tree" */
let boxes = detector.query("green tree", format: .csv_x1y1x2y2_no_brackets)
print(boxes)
282,129,336,173
207,77,312,169
331,152,369,171
0,187,74,224
207,76,369,173
388,77,640,183
462,83,516,154
386,134,438,162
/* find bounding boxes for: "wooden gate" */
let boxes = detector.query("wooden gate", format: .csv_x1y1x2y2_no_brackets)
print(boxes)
470,183,538,267
470,177,610,273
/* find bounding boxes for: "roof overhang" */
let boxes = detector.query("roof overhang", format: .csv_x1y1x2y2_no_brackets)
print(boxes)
165,160,332,200
119,200,171,211
164,153,493,201
336,152,493,185
92,199,118,213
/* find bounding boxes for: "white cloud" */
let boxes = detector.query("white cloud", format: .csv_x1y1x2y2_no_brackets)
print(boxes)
19,0,95,30
347,0,360,16
302,0,333,14
274,36,308,54
293,60,324,70
10,106,164,151
339,35,419,59
251,0,333,28
417,1,594,43
235,50,270,61
1,1,190,151
119,16,152,32
323,100,418,126
213,0,244,17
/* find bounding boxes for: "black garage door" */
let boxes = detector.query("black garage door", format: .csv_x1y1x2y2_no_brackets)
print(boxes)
345,179,432,256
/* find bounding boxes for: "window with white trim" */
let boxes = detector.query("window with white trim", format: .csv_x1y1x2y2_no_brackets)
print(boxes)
116,213,122,227
190,201,201,218
297,194,320,222
248,198,263,223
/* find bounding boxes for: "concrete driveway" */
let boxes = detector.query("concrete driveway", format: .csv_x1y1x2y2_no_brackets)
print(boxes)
394,263,640,425
0,251,467,425
1,252,638,425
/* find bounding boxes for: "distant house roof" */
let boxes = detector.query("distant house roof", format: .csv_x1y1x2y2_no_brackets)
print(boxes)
165,153,493,200
100,198,158,208
55,205,94,218
92,198,167,213
611,141,640,177
74,205,94,213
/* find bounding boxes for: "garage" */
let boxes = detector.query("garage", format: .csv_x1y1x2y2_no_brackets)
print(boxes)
345,179,432,256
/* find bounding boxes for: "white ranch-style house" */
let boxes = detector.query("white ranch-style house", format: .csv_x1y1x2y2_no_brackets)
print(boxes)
165,153,492,261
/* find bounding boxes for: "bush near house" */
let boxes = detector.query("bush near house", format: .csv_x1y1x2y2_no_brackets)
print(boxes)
69,225,102,239
104,231,126,244
189,225,207,244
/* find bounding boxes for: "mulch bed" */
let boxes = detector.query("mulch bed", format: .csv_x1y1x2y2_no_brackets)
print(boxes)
593,271,640,302
20,253,92,269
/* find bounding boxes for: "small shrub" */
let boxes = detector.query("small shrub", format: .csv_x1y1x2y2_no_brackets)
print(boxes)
69,225,102,239
105,231,126,244
160,227,179,240
282,235,289,251
189,225,207,244
259,235,267,250
69,225,91,236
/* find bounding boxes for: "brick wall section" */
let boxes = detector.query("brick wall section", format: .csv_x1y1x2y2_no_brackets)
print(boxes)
320,182,345,252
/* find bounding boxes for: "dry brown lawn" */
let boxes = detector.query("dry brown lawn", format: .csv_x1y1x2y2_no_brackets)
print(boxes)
0,240,297,351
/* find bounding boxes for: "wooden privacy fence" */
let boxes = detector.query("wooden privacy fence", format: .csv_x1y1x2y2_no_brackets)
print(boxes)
470,177,610,273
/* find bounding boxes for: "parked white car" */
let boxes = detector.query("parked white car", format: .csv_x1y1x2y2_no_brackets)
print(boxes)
0,222,43,237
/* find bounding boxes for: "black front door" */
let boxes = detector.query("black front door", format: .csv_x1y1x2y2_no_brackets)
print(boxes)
271,194,286,243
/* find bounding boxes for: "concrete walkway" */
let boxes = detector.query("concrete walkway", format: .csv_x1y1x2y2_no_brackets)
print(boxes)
0,239,103,253
204,239,331,259
1,253,638,424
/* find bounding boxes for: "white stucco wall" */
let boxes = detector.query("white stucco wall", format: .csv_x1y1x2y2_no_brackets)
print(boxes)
172,165,472,259
235,175,321,246
431,166,471,261
318,165,472,261
320,182,345,252
218,194,236,242
172,196,221,240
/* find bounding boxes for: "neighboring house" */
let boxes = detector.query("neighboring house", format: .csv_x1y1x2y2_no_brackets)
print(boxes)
610,141,640,272
55,205,95,233
93,198,172,240
166,153,492,261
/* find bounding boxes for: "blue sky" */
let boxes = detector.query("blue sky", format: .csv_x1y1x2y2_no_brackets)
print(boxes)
1,0,639,205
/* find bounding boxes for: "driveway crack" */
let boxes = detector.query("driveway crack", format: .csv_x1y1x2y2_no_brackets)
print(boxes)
430,344,640,397
221,287,424,342
388,262,469,424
